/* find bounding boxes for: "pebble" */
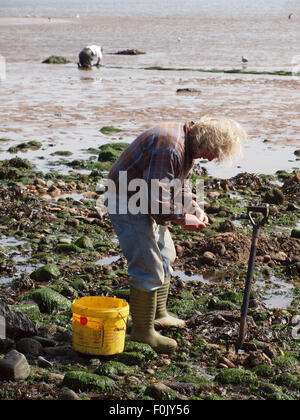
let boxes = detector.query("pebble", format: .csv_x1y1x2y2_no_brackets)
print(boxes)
37,356,53,368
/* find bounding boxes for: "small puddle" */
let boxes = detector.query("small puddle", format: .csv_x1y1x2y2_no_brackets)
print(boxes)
95,255,120,266
258,276,295,309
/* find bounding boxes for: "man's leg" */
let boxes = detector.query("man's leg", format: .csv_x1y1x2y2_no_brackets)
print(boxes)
154,225,186,328
109,213,177,354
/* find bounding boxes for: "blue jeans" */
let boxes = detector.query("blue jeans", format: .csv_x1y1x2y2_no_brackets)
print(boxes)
109,213,176,292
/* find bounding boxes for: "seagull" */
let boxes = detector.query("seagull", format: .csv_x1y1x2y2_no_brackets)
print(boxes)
242,56,248,63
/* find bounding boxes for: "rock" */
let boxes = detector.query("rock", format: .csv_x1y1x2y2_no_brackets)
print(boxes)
42,56,70,64
264,188,285,205
58,388,81,400
115,49,145,55
43,345,73,357
96,361,133,379
218,220,236,232
37,356,53,368
145,382,187,400
262,344,278,359
74,235,94,249
30,264,61,282
272,251,288,263
0,350,30,380
98,143,129,162
294,149,300,157
219,356,236,368
62,371,115,392
28,288,71,314
0,338,16,353
291,228,300,239
215,368,258,387
244,350,272,368
201,251,216,264
16,338,43,356
0,302,38,340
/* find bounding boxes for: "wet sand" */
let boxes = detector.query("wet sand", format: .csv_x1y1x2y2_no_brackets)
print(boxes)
0,13,299,178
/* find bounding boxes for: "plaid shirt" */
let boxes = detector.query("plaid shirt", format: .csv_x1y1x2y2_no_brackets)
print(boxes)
108,122,195,224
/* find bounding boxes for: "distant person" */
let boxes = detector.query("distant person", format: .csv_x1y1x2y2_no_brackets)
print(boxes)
78,45,103,69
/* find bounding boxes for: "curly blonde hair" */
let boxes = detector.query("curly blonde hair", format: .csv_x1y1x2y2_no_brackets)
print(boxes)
191,115,247,164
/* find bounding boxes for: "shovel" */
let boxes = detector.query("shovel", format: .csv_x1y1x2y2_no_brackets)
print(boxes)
236,204,269,351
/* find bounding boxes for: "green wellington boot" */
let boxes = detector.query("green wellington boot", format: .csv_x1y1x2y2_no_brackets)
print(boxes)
130,286,177,355
154,276,186,328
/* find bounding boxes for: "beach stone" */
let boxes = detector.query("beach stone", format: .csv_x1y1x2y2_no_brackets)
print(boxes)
0,338,16,353
244,350,272,368
115,49,145,55
0,302,38,340
37,356,53,368
218,220,236,232
74,235,94,249
145,382,186,400
201,251,216,264
0,350,30,380
58,388,81,400
264,188,285,205
30,264,61,282
17,338,43,356
294,149,300,157
16,338,43,356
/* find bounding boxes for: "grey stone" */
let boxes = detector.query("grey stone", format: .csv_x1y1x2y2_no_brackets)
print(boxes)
16,338,43,356
0,350,30,380
0,302,38,340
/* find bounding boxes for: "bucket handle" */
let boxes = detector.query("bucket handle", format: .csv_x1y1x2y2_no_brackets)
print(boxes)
101,309,128,348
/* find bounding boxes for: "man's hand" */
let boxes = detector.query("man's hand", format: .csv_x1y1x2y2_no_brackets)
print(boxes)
173,214,207,232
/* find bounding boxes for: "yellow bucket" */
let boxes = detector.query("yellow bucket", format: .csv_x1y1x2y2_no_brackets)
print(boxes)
72,296,129,356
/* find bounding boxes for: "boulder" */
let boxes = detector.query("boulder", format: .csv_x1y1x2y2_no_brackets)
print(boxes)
16,338,43,356
0,302,38,340
30,264,61,282
28,288,71,314
0,350,30,380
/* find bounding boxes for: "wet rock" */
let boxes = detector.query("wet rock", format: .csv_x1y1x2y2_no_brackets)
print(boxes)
291,228,300,239
28,288,71,314
16,337,43,356
201,251,216,264
42,56,70,64
218,220,236,233
145,382,187,400
0,302,38,340
62,371,115,392
264,188,285,205
58,388,81,400
30,264,61,282
294,149,300,157
176,88,201,94
215,368,258,387
98,142,129,162
162,380,197,396
272,251,288,263
96,361,134,379
37,356,53,368
0,350,30,380
244,350,272,368
262,344,278,359
0,338,16,353
115,49,145,55
43,345,73,357
74,235,94,249
219,356,236,368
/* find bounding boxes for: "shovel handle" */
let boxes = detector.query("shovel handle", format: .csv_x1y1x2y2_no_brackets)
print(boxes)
247,205,269,227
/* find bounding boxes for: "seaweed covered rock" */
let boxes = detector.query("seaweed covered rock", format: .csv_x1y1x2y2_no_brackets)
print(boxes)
42,56,70,64
96,361,134,379
98,142,129,163
28,288,71,314
30,264,61,282
62,371,115,392
215,368,258,387
74,235,94,250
